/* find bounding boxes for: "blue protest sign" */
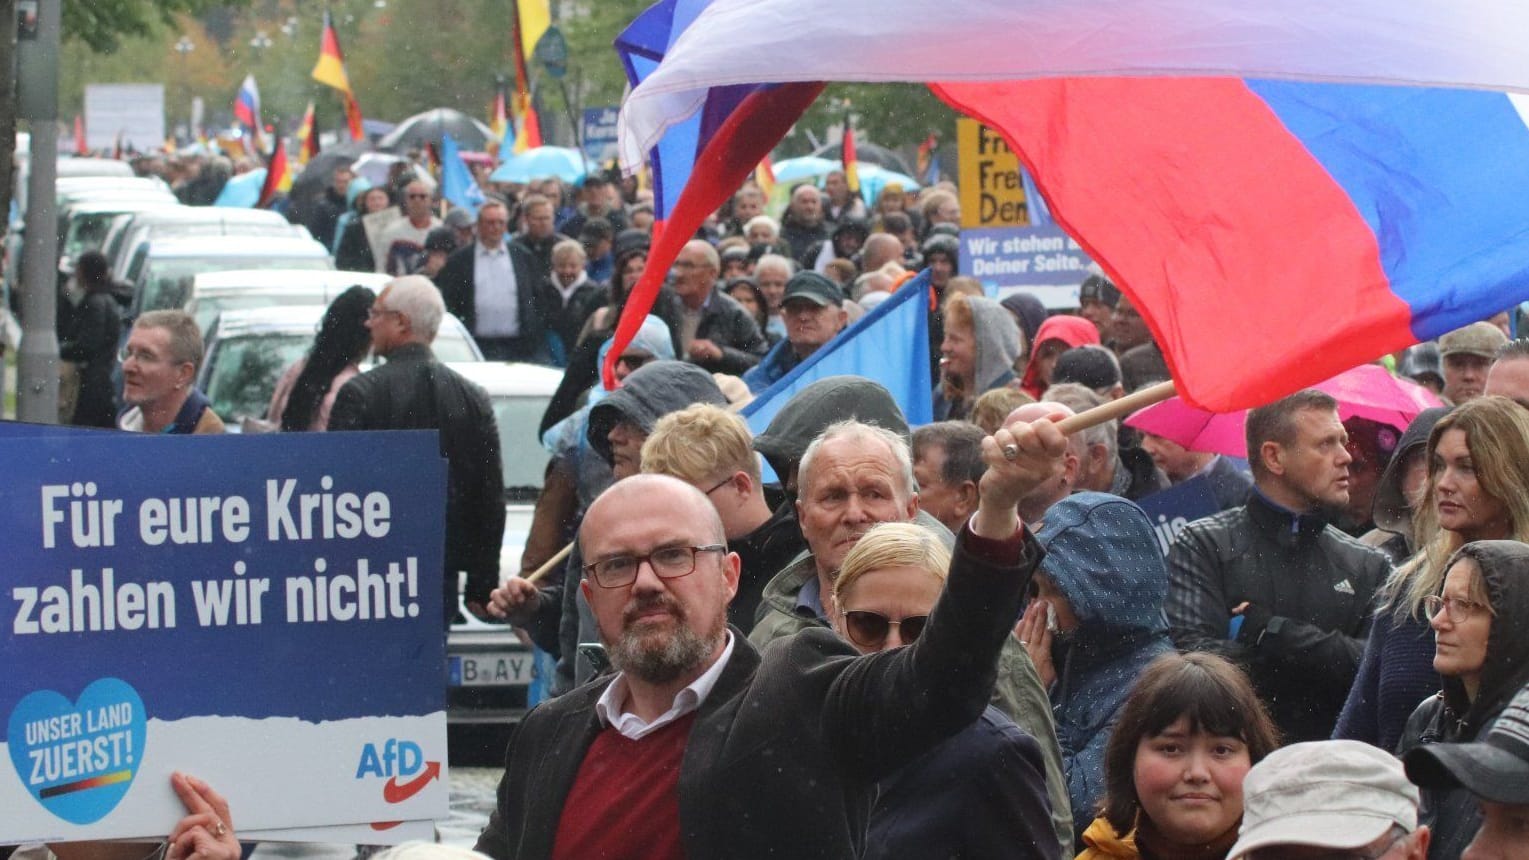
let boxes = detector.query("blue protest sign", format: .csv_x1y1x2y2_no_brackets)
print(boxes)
959,223,1096,309
1135,476,1221,556
1,431,449,842
582,106,620,164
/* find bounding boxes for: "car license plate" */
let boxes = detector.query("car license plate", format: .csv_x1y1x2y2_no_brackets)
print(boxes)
450,652,535,687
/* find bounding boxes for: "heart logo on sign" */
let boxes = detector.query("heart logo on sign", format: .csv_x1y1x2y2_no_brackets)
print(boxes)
7,678,147,825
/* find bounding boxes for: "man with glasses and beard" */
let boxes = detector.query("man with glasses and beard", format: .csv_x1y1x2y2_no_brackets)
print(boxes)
475,413,1066,860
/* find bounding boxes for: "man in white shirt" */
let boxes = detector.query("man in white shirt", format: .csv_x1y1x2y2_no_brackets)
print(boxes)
376,179,442,276
436,199,548,363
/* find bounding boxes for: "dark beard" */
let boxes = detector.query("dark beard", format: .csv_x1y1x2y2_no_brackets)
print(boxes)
606,594,725,684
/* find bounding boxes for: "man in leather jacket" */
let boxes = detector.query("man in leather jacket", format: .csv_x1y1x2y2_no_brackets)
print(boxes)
329,275,506,627
1166,390,1391,743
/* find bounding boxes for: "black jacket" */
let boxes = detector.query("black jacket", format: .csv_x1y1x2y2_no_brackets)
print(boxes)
864,706,1061,860
328,343,506,620
335,217,376,273
60,291,121,427
436,242,547,349
474,526,1042,860
1165,489,1391,742
728,502,806,632
1398,540,1529,860
684,286,769,374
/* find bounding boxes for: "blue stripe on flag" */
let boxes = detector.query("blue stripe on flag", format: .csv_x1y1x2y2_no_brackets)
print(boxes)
1249,80,1529,339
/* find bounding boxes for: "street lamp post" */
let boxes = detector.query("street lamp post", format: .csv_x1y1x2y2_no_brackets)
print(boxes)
174,36,194,140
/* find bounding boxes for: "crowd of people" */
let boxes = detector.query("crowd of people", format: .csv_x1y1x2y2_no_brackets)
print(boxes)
22,146,1529,860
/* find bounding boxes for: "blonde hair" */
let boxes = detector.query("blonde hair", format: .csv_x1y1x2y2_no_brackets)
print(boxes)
833,521,951,605
551,238,586,264
1384,396,1529,621
970,387,1035,436
641,403,761,486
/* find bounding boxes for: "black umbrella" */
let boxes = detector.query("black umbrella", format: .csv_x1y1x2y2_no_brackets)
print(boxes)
377,108,495,153
290,140,372,205
817,141,914,176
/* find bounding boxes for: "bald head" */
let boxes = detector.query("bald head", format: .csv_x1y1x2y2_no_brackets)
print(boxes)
581,474,726,559
861,233,904,273
1007,402,1079,521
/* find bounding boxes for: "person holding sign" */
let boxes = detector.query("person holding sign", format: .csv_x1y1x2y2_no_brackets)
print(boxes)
45,774,239,860
474,412,1065,860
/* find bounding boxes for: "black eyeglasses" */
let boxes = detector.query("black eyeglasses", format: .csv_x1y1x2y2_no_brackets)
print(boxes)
841,610,929,649
583,545,726,589
615,354,651,371
406,192,431,199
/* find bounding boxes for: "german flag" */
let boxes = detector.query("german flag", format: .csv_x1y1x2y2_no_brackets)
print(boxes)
842,126,861,195
295,102,320,165
509,0,543,153
257,138,292,208
490,76,510,143
312,10,364,141
755,154,776,198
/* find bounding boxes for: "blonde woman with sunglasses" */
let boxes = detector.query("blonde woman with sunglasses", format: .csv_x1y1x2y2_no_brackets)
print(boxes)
832,521,1063,860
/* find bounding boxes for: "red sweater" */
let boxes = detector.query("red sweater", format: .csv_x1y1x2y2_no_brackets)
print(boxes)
551,711,698,860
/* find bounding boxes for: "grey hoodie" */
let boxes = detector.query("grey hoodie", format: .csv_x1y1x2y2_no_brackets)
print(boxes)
968,295,1023,393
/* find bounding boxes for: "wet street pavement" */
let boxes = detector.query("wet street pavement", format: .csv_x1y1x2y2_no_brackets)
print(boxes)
250,767,501,860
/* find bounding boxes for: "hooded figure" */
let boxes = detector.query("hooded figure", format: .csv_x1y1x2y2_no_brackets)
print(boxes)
1021,315,1101,398
586,359,728,463
1035,492,1174,840
1364,407,1454,564
541,315,676,507
934,293,1023,421
1397,540,1529,860
752,375,911,487
1000,291,1048,359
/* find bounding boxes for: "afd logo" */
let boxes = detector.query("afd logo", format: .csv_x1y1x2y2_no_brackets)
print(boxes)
356,739,425,780
355,739,441,826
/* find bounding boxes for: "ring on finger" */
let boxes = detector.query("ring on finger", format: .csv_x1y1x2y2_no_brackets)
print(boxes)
212,821,226,838
1018,639,1029,646
1002,443,1019,461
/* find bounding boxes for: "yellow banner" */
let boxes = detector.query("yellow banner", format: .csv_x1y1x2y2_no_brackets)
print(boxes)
956,118,1029,228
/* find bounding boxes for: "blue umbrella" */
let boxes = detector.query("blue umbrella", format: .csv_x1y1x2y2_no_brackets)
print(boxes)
213,168,267,208
771,155,836,183
851,163,921,204
490,146,587,184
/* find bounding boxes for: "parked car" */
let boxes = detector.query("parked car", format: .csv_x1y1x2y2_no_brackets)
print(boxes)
109,210,312,288
196,303,483,425
185,269,394,334
57,199,181,273
439,360,563,727
124,235,333,322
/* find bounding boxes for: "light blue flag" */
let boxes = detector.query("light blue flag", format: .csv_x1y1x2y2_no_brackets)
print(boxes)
742,271,933,461
441,132,485,216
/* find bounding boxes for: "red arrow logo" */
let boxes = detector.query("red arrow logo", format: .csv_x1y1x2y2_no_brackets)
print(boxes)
382,760,441,805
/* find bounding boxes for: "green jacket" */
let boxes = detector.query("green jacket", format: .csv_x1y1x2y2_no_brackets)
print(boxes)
749,549,1075,855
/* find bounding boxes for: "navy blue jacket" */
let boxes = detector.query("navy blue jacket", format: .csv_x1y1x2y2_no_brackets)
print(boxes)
865,706,1062,860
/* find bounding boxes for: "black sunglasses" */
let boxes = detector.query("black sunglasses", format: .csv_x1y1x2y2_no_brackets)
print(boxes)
842,610,929,649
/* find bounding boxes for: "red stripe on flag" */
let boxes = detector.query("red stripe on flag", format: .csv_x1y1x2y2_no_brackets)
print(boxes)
931,78,1411,412
602,82,826,389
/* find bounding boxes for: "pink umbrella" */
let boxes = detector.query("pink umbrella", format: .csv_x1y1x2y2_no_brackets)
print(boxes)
1125,363,1443,457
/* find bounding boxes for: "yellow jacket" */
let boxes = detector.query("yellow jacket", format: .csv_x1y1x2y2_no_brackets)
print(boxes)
1075,816,1140,860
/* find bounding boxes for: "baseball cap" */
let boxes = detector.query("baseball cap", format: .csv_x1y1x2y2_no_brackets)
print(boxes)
1051,345,1121,391
780,271,844,307
423,227,457,253
1405,683,1529,805
1439,321,1508,360
1227,740,1420,859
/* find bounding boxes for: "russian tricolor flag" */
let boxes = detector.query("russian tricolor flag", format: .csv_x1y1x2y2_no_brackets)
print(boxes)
608,0,1529,411
233,74,261,138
